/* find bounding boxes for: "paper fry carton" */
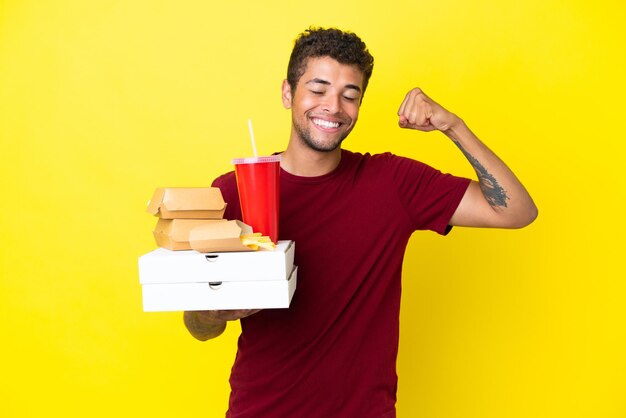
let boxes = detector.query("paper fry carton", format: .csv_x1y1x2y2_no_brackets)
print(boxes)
189,220,258,253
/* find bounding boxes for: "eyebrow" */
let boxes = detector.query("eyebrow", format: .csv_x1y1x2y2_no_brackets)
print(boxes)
305,78,362,93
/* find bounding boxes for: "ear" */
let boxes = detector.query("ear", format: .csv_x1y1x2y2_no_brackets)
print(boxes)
281,79,292,109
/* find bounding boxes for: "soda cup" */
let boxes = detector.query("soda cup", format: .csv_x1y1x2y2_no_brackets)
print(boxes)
231,155,281,243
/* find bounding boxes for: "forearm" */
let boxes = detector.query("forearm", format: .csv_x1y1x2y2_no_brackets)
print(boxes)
183,311,227,341
445,117,538,228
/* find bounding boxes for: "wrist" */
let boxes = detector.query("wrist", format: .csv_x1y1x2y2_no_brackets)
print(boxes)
442,115,467,141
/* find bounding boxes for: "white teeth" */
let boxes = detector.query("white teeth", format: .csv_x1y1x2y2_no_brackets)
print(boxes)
312,118,340,129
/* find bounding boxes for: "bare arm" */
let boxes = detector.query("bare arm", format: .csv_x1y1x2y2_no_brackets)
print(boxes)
397,88,538,228
183,309,260,341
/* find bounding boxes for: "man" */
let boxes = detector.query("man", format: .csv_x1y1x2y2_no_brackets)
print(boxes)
184,27,537,418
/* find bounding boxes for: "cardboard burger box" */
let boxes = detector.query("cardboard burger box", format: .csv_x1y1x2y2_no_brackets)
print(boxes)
138,241,296,311
153,218,227,251
147,187,226,219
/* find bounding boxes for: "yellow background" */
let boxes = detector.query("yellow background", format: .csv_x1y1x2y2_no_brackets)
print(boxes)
1,0,624,417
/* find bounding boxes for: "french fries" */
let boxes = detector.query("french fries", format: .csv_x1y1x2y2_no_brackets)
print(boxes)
240,233,276,251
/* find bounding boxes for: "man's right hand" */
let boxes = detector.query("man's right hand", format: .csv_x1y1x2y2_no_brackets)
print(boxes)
183,309,261,341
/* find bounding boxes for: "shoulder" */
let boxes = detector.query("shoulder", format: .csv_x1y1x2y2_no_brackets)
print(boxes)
345,149,469,195
211,170,238,203
341,149,400,167
342,149,434,176
342,149,426,165
212,171,236,189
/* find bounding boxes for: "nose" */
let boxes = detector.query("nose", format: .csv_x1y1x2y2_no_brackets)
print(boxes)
321,93,341,113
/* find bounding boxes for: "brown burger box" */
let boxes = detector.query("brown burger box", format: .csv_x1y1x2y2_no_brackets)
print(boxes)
153,218,227,251
146,187,226,219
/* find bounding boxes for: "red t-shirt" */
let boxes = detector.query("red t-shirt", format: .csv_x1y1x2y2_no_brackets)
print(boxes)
212,150,471,418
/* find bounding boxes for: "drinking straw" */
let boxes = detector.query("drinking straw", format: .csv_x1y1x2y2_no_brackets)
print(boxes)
248,119,258,158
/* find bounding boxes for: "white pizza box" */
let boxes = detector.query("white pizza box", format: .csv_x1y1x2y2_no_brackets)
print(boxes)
141,266,298,311
138,240,294,284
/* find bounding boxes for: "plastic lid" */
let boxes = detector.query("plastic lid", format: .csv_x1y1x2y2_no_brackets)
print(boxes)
231,155,282,165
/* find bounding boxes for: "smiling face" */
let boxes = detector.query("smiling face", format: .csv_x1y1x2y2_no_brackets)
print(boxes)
282,56,364,153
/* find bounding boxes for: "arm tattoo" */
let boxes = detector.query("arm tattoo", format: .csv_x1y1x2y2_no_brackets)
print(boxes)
453,140,509,208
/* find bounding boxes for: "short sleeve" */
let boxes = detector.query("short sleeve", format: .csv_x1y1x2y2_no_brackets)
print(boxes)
382,153,471,235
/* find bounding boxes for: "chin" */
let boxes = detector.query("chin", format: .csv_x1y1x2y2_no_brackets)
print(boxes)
303,136,345,153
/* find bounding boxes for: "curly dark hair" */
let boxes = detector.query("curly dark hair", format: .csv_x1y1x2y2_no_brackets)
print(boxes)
287,27,374,98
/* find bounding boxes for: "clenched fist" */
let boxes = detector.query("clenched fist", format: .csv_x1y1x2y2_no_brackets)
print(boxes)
397,88,459,132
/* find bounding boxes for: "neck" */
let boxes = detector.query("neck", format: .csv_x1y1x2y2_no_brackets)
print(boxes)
281,138,342,177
